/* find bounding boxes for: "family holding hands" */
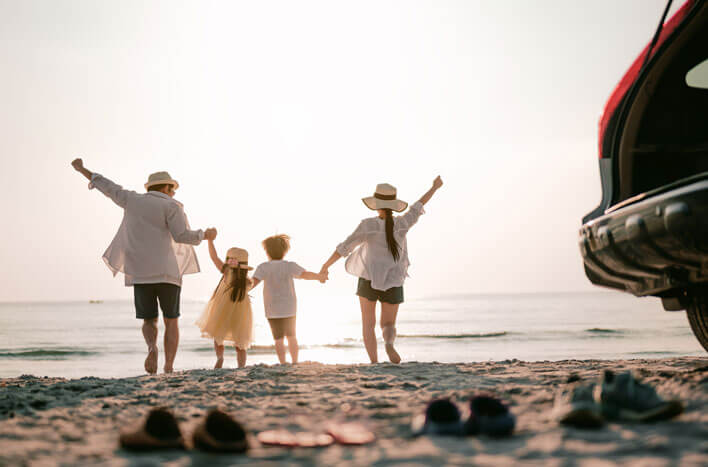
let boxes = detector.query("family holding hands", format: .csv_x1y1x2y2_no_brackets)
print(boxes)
71,158,443,374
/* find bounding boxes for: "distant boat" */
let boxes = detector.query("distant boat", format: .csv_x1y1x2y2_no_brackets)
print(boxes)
89,300,103,304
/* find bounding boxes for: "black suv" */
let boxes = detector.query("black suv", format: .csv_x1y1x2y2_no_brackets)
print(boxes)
580,0,708,351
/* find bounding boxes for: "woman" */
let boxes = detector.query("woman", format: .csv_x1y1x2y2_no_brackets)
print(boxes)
320,176,443,363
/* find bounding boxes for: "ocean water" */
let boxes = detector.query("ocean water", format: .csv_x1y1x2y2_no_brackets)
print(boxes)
0,292,704,379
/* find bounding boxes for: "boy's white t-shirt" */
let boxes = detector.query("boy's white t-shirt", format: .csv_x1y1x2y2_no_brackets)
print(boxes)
253,260,306,318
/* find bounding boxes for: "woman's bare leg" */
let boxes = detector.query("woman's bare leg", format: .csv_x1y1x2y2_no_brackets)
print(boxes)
287,335,299,364
214,341,224,368
274,338,287,364
359,297,378,363
235,347,247,368
381,302,400,363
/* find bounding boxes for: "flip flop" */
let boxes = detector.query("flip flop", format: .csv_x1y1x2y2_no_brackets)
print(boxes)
119,407,186,451
464,395,515,437
257,430,334,448
326,422,375,445
192,409,249,453
410,398,464,437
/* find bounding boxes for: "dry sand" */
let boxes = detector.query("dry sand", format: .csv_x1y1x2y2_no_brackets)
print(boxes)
0,357,706,466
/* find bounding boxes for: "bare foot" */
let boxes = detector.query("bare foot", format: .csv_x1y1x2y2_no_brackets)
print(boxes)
164,366,174,374
385,344,401,364
214,357,224,369
144,346,158,375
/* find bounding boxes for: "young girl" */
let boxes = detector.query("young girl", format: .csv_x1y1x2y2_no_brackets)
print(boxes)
320,176,443,364
195,232,254,368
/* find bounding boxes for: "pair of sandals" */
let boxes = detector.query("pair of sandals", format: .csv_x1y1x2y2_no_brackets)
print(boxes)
120,407,376,453
120,407,248,453
411,396,516,437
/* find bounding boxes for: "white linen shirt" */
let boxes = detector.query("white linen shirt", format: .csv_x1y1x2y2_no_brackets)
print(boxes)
336,201,425,291
253,260,305,319
90,174,203,287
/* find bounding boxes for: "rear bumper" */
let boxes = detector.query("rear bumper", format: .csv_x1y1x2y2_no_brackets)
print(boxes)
579,177,708,296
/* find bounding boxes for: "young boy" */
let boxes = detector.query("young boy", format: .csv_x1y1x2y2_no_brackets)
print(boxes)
251,234,326,364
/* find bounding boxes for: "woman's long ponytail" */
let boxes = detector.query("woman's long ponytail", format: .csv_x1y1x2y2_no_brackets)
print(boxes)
214,265,249,302
384,208,400,262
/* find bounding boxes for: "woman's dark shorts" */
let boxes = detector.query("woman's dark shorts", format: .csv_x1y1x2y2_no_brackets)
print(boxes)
133,283,181,319
356,278,404,304
268,316,296,340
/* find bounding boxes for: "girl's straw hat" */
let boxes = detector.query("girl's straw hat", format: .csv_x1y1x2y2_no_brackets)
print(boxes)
145,171,179,190
225,247,254,270
362,183,408,212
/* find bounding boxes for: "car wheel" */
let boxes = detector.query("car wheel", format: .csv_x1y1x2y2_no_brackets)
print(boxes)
687,293,708,352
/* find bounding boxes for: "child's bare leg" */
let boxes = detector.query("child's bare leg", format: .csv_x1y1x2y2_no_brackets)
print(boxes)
359,297,378,363
287,335,299,364
274,338,287,364
214,341,224,369
235,346,247,368
381,302,400,364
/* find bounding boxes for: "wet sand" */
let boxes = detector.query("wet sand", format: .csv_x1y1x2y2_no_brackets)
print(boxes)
0,357,706,466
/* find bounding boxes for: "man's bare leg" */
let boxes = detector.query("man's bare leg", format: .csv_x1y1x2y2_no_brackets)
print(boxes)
214,341,225,369
381,302,400,364
287,335,299,364
274,338,287,364
235,347,247,368
142,319,158,375
163,317,179,373
359,297,378,363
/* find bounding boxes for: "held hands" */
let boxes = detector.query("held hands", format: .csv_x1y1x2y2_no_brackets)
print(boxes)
317,270,329,284
204,228,217,241
432,175,443,190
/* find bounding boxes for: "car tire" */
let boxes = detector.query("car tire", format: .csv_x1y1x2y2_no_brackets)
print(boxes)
687,293,708,352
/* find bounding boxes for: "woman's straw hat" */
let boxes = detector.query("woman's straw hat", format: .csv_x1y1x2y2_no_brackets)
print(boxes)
362,183,408,212
225,247,254,270
144,171,179,190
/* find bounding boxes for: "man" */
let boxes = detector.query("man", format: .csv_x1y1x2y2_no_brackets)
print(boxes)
71,158,216,374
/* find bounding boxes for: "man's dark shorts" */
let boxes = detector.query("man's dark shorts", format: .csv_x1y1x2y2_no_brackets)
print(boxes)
134,283,181,319
356,278,404,305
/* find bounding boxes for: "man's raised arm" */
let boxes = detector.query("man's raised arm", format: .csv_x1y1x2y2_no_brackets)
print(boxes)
71,158,93,180
71,157,131,208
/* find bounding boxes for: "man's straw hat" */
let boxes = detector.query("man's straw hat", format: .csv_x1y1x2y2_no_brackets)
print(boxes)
362,183,408,212
225,247,254,270
144,171,179,190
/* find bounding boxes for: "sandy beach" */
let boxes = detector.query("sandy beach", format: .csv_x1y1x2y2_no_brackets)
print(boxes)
0,357,706,466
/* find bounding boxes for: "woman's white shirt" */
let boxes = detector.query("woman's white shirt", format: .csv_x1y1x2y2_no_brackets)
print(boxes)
336,202,425,291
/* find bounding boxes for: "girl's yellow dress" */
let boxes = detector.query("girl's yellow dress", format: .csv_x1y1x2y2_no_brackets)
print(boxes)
195,274,253,350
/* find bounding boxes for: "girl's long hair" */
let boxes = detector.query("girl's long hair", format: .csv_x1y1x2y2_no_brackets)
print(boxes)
211,265,250,302
383,208,400,262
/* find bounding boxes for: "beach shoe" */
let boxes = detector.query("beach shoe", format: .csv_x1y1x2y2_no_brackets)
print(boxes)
119,407,186,451
411,399,464,436
257,429,334,448
326,422,376,445
553,382,605,429
192,409,249,453
463,395,515,437
600,370,684,422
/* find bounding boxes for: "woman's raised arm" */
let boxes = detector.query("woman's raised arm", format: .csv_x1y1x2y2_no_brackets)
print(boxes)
417,176,443,206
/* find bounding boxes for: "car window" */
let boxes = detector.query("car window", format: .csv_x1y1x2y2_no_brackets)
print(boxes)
686,58,708,89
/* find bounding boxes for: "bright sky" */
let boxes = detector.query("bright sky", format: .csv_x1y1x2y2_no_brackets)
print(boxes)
0,0,682,302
